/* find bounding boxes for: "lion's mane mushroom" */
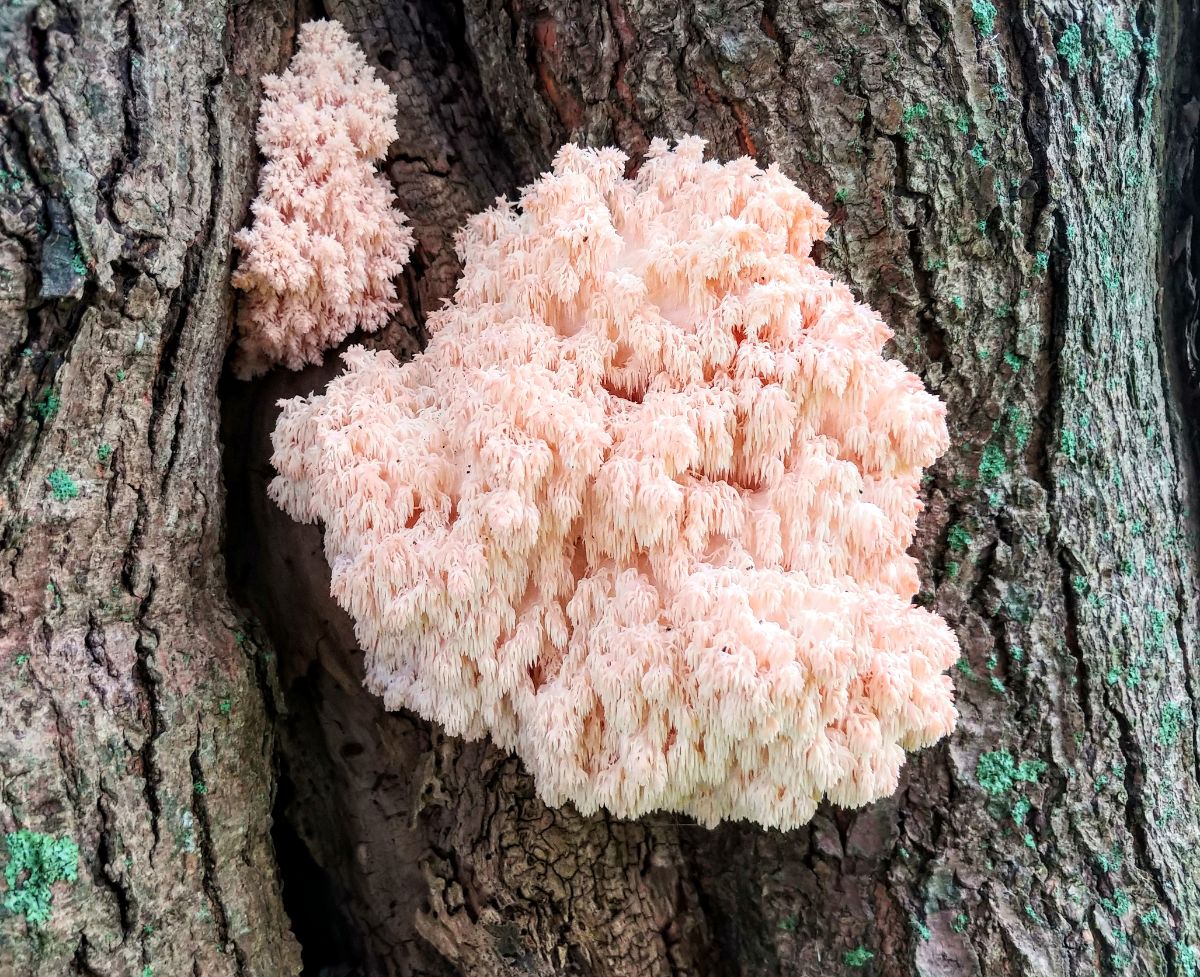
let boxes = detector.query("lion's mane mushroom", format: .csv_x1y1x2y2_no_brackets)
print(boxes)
270,138,958,829
232,20,414,378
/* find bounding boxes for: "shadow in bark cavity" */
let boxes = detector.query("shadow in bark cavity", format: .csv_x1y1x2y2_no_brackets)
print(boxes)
219,340,447,977
273,755,366,975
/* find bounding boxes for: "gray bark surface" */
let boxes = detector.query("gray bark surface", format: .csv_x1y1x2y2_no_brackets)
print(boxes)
0,0,300,973
4,1,1200,976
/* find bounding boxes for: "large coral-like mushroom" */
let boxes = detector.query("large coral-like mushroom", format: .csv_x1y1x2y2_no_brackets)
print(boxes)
270,138,958,829
232,19,414,378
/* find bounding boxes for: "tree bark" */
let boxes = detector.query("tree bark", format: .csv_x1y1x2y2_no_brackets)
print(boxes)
0,0,305,973
4,1,1200,976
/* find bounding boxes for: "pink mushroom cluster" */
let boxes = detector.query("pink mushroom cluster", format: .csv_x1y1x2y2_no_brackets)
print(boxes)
231,20,414,378
269,137,958,828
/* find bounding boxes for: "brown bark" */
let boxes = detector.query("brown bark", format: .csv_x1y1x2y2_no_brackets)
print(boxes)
0,0,300,972
5,1,1200,976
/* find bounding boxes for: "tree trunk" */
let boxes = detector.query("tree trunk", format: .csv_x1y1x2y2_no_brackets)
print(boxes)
4,1,1199,976
0,0,302,973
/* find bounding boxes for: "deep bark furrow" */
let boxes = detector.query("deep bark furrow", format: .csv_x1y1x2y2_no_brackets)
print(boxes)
1158,3,1200,796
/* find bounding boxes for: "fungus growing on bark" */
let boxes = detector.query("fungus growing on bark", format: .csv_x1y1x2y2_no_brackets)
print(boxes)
270,138,958,828
231,20,414,378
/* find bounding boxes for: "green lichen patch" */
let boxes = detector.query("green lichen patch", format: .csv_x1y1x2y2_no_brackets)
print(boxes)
0,167,26,193
902,102,929,143
1104,12,1135,61
844,946,874,967
1060,429,1078,461
35,387,60,420
2,829,80,925
979,443,1007,483
976,750,1047,795
947,523,972,552
1157,703,1186,747
47,468,80,502
972,0,997,36
1005,407,1031,451
1058,24,1085,74
1100,889,1133,917
1150,609,1170,649
1095,844,1123,873
1178,942,1197,977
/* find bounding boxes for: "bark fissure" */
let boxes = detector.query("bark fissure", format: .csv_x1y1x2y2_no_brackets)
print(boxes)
190,740,246,977
1158,0,1200,792
133,597,164,847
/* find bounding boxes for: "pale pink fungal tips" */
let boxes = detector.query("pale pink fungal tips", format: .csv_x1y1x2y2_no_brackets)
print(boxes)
231,19,414,379
270,137,958,829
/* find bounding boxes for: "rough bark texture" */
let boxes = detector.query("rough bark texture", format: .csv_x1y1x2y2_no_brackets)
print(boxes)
4,1,1200,976
0,0,301,973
